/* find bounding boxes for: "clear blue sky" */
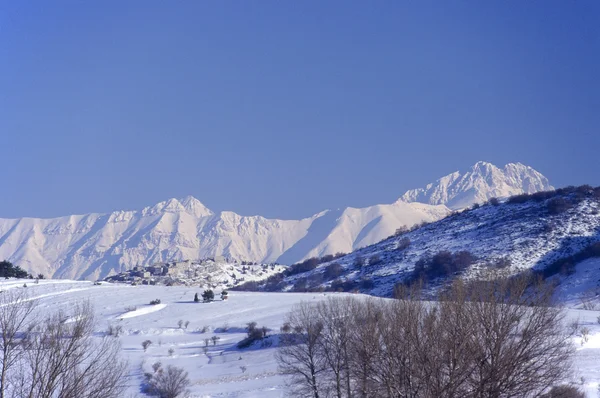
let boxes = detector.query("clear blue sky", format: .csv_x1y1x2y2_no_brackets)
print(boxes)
1,1,599,219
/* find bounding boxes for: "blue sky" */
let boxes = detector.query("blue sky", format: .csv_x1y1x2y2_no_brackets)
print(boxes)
1,1,599,219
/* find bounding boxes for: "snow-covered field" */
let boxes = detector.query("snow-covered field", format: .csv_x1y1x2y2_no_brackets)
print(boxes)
2,278,599,397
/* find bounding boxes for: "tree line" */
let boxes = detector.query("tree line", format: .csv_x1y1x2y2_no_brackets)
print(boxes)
276,273,577,398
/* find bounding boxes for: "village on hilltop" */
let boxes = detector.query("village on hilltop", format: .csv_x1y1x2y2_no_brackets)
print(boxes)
104,256,285,290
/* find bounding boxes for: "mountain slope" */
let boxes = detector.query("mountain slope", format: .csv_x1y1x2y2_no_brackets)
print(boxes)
259,186,600,297
399,161,553,209
0,161,551,280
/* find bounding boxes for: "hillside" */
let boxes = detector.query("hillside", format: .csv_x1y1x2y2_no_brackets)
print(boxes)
1,279,599,397
246,185,600,298
0,161,550,280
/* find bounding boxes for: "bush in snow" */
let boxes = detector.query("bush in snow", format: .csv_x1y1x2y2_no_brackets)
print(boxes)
106,323,123,337
368,255,382,266
353,256,365,268
396,237,411,251
142,340,152,352
143,364,190,398
292,277,308,292
149,299,161,305
237,321,266,349
547,197,573,215
541,385,585,398
323,263,344,280
202,290,214,302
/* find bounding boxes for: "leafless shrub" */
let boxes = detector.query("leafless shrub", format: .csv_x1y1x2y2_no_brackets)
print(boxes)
280,322,292,334
177,320,183,329
124,305,137,312
568,319,580,335
579,289,598,310
144,364,190,398
106,323,123,337
168,347,175,357
580,327,590,344
211,336,220,346
142,340,153,352
396,237,411,251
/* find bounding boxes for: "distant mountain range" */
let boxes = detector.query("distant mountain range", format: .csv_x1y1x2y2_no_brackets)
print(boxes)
0,161,553,280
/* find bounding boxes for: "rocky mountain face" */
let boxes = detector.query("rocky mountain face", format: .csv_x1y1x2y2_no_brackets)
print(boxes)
0,162,552,280
399,161,553,209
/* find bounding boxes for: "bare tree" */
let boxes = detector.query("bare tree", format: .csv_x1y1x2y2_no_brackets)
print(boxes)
0,290,36,398
461,275,574,398
315,297,353,398
14,300,128,398
276,301,325,398
277,273,574,398
347,299,384,398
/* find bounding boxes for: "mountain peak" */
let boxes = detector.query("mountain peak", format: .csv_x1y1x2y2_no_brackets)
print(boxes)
399,161,553,209
179,196,213,218
141,196,213,217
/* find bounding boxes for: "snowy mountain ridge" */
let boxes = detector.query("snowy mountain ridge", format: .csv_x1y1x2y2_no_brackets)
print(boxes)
261,186,600,297
0,162,551,280
399,161,553,209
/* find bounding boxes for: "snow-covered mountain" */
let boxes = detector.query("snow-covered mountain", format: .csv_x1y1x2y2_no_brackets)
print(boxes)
0,197,449,280
0,161,551,280
399,161,553,209
262,186,600,297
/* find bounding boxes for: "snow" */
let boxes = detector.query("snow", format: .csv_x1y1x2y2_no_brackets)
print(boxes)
0,162,550,280
399,161,553,210
1,278,599,397
555,257,600,305
118,303,167,319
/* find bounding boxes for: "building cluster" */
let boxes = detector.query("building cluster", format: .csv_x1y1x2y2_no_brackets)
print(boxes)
105,256,230,287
